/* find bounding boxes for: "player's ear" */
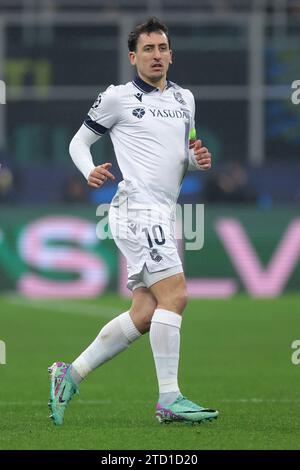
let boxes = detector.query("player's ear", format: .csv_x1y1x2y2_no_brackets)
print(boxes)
128,51,136,65
169,49,173,64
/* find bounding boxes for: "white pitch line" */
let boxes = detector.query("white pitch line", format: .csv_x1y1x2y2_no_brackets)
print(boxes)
3,295,122,319
0,399,300,406
0,400,112,406
219,398,300,403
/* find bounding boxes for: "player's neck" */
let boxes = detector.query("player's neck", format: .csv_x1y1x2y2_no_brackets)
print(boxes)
138,73,167,91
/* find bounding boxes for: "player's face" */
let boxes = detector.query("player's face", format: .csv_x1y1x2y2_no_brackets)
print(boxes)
129,31,172,85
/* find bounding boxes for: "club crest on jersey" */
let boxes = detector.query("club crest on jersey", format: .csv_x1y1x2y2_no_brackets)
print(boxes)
173,91,186,105
132,108,145,119
134,93,143,102
150,249,163,263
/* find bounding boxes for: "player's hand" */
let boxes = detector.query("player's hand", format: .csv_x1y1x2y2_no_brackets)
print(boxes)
193,140,212,171
88,163,115,188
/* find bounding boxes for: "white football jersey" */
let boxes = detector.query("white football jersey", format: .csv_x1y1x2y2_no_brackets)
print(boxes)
84,75,195,213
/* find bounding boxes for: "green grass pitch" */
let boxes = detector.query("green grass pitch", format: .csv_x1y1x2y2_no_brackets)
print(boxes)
0,294,300,450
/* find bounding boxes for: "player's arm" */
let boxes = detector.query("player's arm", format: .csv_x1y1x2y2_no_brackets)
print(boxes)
69,85,119,188
186,91,212,172
69,125,114,188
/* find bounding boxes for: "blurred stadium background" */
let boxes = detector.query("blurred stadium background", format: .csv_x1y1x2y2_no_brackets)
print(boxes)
1,0,300,451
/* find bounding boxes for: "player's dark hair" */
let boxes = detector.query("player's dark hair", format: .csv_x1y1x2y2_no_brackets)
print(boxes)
128,17,171,52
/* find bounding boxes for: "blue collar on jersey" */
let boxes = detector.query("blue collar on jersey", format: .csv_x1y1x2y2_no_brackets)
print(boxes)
132,74,174,93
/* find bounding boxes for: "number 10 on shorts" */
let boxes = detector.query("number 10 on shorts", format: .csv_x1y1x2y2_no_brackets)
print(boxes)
142,225,166,248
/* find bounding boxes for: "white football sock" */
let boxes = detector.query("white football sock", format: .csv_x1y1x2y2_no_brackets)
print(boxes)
149,308,182,406
71,311,141,384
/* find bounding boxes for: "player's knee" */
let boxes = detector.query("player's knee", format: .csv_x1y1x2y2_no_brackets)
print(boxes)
130,304,156,334
174,290,188,313
160,289,188,314
140,299,157,329
141,312,153,332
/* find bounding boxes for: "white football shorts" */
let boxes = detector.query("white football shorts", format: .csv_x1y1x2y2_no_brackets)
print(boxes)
109,202,183,291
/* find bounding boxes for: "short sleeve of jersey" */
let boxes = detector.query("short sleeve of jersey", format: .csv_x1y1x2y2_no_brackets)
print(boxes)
84,85,119,136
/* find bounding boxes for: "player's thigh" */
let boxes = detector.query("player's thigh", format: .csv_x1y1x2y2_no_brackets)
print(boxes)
129,287,157,333
149,273,188,314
